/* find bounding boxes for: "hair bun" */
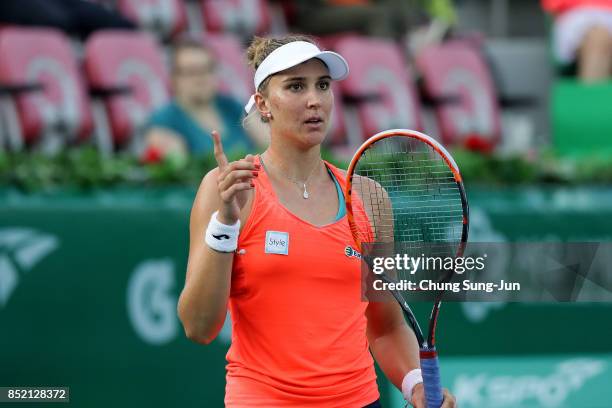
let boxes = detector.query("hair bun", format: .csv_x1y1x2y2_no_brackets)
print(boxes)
246,36,270,70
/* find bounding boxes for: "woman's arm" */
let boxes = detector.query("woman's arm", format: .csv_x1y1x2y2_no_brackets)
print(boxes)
356,175,421,399
177,169,231,344
366,300,421,388
177,131,257,344
366,302,457,407
359,176,455,407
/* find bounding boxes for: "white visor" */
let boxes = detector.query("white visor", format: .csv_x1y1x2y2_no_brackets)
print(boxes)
244,41,349,113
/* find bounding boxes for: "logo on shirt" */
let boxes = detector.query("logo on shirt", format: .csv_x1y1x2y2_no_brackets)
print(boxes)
344,245,362,259
265,231,289,255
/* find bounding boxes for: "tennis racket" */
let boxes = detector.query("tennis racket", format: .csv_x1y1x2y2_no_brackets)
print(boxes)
345,129,469,408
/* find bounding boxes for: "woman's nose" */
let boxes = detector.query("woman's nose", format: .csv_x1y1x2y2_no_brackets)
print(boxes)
306,89,322,109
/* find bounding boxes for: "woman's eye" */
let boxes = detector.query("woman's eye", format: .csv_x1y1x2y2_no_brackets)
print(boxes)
318,81,330,90
289,83,303,91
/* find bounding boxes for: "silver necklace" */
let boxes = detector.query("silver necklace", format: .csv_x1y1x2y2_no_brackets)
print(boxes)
260,154,321,199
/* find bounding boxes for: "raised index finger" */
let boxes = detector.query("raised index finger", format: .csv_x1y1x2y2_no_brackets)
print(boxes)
211,130,229,170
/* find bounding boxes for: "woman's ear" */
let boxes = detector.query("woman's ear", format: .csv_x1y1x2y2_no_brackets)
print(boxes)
254,93,272,120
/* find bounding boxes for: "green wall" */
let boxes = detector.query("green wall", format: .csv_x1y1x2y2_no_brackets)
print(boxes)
1,186,611,407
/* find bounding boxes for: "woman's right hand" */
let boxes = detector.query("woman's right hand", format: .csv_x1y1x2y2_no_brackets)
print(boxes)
411,384,457,408
212,130,259,224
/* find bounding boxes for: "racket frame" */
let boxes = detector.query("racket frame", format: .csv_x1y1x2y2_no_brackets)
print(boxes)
345,129,469,407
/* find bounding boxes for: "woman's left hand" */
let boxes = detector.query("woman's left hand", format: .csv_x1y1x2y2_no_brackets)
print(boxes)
411,384,457,407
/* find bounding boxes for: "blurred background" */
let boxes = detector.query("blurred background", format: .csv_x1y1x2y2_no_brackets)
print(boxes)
1,0,611,407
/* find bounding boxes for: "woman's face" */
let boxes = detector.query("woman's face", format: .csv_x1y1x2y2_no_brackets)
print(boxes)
263,58,333,148
173,47,217,105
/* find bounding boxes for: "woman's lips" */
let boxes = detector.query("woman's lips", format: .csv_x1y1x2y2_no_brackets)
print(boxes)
304,119,324,130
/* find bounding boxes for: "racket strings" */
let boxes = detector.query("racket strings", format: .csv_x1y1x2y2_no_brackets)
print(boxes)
350,136,464,267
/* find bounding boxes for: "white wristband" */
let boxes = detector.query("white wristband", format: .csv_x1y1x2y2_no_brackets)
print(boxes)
402,368,423,406
205,211,240,253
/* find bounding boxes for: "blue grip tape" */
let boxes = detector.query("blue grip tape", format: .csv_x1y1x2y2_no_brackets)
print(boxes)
420,350,443,408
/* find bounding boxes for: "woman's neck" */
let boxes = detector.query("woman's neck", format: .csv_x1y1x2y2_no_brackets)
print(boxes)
263,141,324,183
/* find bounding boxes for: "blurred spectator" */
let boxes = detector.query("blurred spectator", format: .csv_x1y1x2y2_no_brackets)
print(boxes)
0,0,135,39
144,38,261,159
405,0,458,56
423,0,457,26
542,0,612,82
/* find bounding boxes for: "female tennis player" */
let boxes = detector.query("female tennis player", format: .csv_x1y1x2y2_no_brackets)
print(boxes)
177,34,457,408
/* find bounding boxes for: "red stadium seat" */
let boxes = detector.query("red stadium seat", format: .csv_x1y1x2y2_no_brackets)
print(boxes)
201,0,271,37
117,0,187,40
0,27,93,151
203,33,253,103
84,30,170,150
334,36,423,142
415,40,501,148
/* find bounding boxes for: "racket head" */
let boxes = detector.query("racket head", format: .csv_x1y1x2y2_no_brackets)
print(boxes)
346,128,468,250
345,129,469,346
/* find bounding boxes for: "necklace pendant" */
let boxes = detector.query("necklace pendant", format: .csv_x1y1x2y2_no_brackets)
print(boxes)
303,184,309,199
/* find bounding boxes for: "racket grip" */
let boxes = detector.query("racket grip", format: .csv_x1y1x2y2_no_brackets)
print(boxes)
420,348,444,408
